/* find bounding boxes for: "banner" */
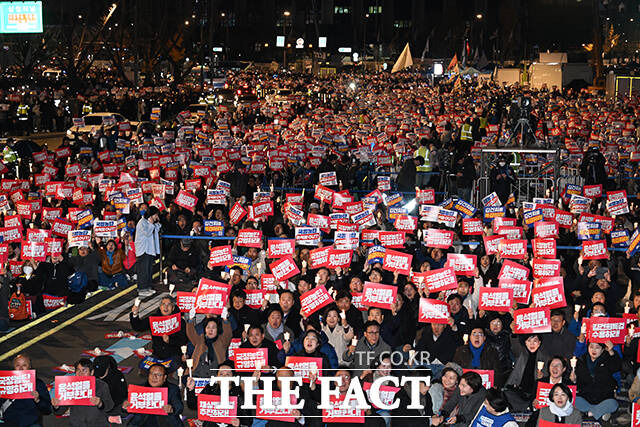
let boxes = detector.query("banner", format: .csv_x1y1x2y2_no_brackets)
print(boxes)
424,228,454,249
270,256,300,281
176,292,196,312
478,287,513,312
284,356,323,384
149,313,181,336
237,229,263,248
55,376,95,406
256,391,297,422
300,285,334,317
532,239,556,259
0,370,36,399
198,395,237,423
234,348,269,372
322,396,364,424
498,239,527,259
195,279,231,315
382,250,412,275
582,240,608,259
462,218,483,235
462,369,494,389
208,245,233,267
532,259,561,278
127,385,168,415
499,278,532,305
586,317,627,344
531,281,566,309
418,298,450,324
423,266,458,293
513,307,551,334
362,282,397,310
499,260,530,281
174,190,198,212
446,253,477,276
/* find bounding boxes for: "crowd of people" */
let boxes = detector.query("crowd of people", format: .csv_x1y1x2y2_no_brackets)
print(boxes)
1,70,640,426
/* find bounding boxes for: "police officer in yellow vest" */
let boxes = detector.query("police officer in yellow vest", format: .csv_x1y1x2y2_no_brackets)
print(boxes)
16,103,30,135
460,119,473,142
414,138,431,188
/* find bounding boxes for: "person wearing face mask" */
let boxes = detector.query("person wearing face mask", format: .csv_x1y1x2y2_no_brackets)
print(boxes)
489,154,515,205
537,383,583,425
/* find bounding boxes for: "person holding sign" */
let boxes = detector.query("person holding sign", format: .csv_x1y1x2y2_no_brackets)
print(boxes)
537,383,583,425
123,364,183,427
185,316,233,378
185,362,244,427
0,354,52,426
130,296,188,370
238,324,283,369
51,358,114,426
572,341,621,423
504,334,549,411
452,323,503,387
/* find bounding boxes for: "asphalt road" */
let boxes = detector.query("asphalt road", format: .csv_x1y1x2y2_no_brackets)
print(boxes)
0,281,201,425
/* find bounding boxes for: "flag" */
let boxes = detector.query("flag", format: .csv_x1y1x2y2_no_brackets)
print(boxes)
447,54,458,71
392,43,413,73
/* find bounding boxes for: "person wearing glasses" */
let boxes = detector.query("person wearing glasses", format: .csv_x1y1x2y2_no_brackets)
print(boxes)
343,320,391,376
452,322,504,387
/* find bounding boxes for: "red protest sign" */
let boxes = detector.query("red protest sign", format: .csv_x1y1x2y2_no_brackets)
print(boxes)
300,285,334,317
322,396,364,424
535,382,576,409
513,307,552,334
378,231,405,248
127,385,168,415
198,395,237,423
195,279,231,315
534,221,559,238
362,282,397,310
285,356,323,384
478,287,514,312
20,241,46,261
269,256,300,281
499,278,532,305
532,258,561,278
462,369,494,389
233,348,269,372
208,245,233,267
256,391,297,422
229,202,247,224
583,184,602,198
309,246,330,268
382,249,412,275
327,248,352,269
267,239,295,258
499,260,530,281
0,370,36,399
462,218,483,235
531,281,566,309
483,235,502,255
446,253,477,276
149,313,182,336
532,238,556,259
498,239,527,259
362,382,401,409
176,292,196,312
55,376,95,406
582,240,608,259
586,317,627,344
632,402,640,427
423,266,458,293
418,298,450,324
43,294,66,310
174,189,198,212
237,229,263,248
394,214,417,232
424,228,454,249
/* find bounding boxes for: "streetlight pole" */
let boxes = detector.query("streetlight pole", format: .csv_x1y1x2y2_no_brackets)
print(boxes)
283,11,290,71
363,13,368,74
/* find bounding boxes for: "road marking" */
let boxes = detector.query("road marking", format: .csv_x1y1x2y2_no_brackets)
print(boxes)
0,290,104,344
0,286,136,362
120,294,164,321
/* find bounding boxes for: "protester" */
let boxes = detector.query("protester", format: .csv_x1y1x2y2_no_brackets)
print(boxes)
135,206,161,296
185,315,233,378
0,354,52,426
431,371,487,426
51,358,114,426
537,383,583,425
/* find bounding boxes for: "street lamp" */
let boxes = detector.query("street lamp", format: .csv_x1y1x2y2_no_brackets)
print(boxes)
283,11,291,70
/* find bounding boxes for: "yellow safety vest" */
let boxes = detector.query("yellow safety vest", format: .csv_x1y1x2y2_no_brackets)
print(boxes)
461,123,473,141
82,104,92,114
414,146,431,172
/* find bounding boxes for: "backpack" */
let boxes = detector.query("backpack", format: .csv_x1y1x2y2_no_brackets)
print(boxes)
8,291,28,320
68,271,88,293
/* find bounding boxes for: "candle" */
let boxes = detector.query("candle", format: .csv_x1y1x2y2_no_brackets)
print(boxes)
574,304,580,313
581,323,587,334
181,345,188,355
177,367,184,378
351,338,358,346
244,324,250,333
169,284,175,295
340,311,346,320
625,301,631,314
310,365,318,375
537,361,544,371
134,297,141,307
255,361,263,372
463,334,469,344
631,325,636,336
408,349,416,363
94,347,101,355
256,262,262,272
186,359,193,376
302,260,307,269
570,357,577,368
283,332,290,341
315,275,320,284
117,330,124,337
